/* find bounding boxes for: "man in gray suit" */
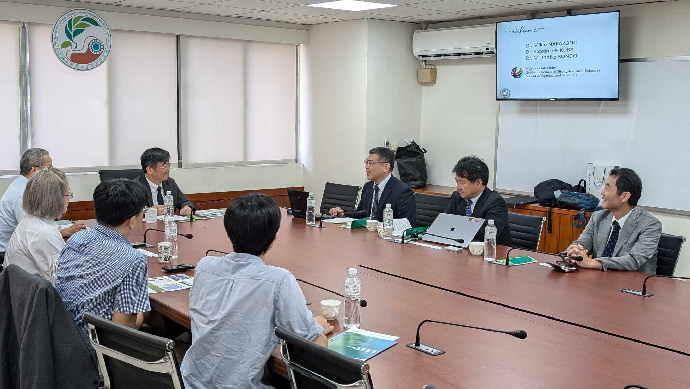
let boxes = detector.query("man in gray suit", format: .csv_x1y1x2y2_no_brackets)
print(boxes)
566,168,661,274
134,147,193,216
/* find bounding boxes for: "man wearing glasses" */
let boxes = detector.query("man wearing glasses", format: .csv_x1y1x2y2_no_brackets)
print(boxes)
0,148,85,264
329,147,416,226
56,178,151,334
135,147,193,216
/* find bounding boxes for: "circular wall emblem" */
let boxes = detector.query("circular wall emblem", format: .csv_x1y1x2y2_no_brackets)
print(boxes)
500,88,511,98
51,9,111,71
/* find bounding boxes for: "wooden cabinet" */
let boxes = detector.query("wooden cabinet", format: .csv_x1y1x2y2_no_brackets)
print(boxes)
413,185,592,254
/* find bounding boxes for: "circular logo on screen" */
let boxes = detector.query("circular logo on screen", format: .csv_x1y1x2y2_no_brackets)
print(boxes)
500,88,511,98
52,9,111,71
511,67,523,78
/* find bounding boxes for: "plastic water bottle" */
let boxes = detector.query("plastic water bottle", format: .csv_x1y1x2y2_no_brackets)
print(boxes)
165,221,178,261
164,190,174,222
343,268,361,329
306,192,316,226
382,204,394,240
484,219,497,261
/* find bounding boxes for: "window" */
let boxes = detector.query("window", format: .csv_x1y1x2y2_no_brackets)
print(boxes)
181,36,297,165
0,22,21,171
30,25,177,169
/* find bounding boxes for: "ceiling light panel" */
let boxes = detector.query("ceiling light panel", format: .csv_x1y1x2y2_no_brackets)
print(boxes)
308,0,396,11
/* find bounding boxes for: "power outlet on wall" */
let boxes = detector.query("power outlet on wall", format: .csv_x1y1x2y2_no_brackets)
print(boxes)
384,139,390,148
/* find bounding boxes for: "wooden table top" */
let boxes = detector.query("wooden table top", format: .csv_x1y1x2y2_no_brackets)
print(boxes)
134,212,690,388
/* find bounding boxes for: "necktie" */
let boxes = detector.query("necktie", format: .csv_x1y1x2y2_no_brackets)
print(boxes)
157,186,164,206
371,185,380,219
602,220,621,257
465,199,473,217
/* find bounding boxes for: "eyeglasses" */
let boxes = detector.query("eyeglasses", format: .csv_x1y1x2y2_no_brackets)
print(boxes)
364,160,386,166
64,190,73,199
159,162,171,169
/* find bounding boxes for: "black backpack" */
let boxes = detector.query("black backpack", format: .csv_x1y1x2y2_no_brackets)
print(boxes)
534,179,574,206
395,141,427,188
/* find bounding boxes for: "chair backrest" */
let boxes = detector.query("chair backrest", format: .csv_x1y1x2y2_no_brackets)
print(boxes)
83,312,184,389
508,212,546,251
415,193,450,227
320,182,361,215
656,233,685,276
98,169,143,182
275,327,373,389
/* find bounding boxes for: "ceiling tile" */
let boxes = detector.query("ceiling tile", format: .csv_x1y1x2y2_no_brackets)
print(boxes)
288,15,344,23
506,0,587,11
211,0,299,10
416,0,496,12
569,0,661,6
64,0,128,5
368,4,448,16
118,0,201,11
181,4,258,15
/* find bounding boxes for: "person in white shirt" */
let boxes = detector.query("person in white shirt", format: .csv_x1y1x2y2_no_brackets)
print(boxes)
4,168,72,284
0,148,84,265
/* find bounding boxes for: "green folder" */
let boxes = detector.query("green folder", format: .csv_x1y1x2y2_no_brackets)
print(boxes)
493,256,537,266
350,217,369,229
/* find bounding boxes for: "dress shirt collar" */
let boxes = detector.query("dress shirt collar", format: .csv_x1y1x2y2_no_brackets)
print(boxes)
25,214,59,229
375,173,393,196
93,221,131,244
226,252,265,265
146,176,161,192
612,207,633,229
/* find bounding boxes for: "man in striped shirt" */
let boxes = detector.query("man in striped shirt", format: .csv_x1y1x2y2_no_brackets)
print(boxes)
56,179,151,334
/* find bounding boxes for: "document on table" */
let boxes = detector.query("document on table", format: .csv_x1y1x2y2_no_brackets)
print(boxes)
328,328,398,361
136,248,158,257
322,217,356,224
147,274,194,294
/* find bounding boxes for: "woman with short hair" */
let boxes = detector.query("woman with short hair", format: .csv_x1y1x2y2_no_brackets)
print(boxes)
4,167,71,283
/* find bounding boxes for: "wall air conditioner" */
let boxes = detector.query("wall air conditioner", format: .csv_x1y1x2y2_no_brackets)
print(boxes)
413,24,496,60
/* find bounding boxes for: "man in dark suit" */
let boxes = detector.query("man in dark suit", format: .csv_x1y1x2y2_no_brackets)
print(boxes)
444,156,512,246
329,147,416,226
134,147,193,216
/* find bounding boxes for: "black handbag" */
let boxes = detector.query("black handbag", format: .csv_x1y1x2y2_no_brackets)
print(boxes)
395,141,427,188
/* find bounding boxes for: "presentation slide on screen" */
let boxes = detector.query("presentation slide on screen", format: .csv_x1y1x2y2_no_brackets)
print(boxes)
496,12,619,100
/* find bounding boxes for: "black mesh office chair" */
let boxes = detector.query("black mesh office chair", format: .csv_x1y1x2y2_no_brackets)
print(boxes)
276,327,374,389
98,169,143,182
415,193,450,227
656,233,685,276
319,182,361,215
508,212,546,251
83,312,184,389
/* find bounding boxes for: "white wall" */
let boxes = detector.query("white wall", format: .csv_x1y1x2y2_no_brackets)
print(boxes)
0,164,303,202
301,19,422,206
366,20,422,151
300,20,369,206
419,1,690,276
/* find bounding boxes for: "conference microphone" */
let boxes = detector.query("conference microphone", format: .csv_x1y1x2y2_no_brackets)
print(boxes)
296,278,368,308
407,319,527,356
131,228,193,248
621,274,690,297
188,205,196,222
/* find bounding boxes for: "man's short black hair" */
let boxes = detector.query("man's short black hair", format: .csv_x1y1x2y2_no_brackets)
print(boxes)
452,156,489,186
141,147,171,173
93,179,148,227
224,193,281,256
369,147,395,171
609,168,642,207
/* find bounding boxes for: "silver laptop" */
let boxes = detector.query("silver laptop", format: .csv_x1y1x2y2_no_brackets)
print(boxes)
422,213,485,248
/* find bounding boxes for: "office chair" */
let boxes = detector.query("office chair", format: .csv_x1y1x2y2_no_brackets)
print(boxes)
319,182,361,215
275,327,374,389
98,169,143,182
656,233,685,276
83,312,184,389
414,193,450,227
507,212,546,251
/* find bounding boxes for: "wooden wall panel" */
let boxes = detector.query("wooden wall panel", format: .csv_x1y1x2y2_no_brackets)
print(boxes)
64,187,303,221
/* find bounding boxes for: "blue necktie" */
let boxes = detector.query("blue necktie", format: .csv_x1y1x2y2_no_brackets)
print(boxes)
602,220,620,257
371,185,380,219
465,199,473,217
157,186,164,206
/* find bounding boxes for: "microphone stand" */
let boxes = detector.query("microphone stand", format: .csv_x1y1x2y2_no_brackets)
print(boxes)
399,230,464,248
621,274,690,297
406,319,527,356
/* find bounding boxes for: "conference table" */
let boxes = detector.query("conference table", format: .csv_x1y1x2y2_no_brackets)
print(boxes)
137,211,690,388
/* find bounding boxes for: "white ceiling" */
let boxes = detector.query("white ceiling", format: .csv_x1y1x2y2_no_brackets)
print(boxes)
62,0,680,25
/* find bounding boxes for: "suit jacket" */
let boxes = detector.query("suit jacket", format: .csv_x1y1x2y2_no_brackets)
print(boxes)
573,207,662,274
135,174,193,210
0,265,99,388
444,187,512,247
345,175,416,227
